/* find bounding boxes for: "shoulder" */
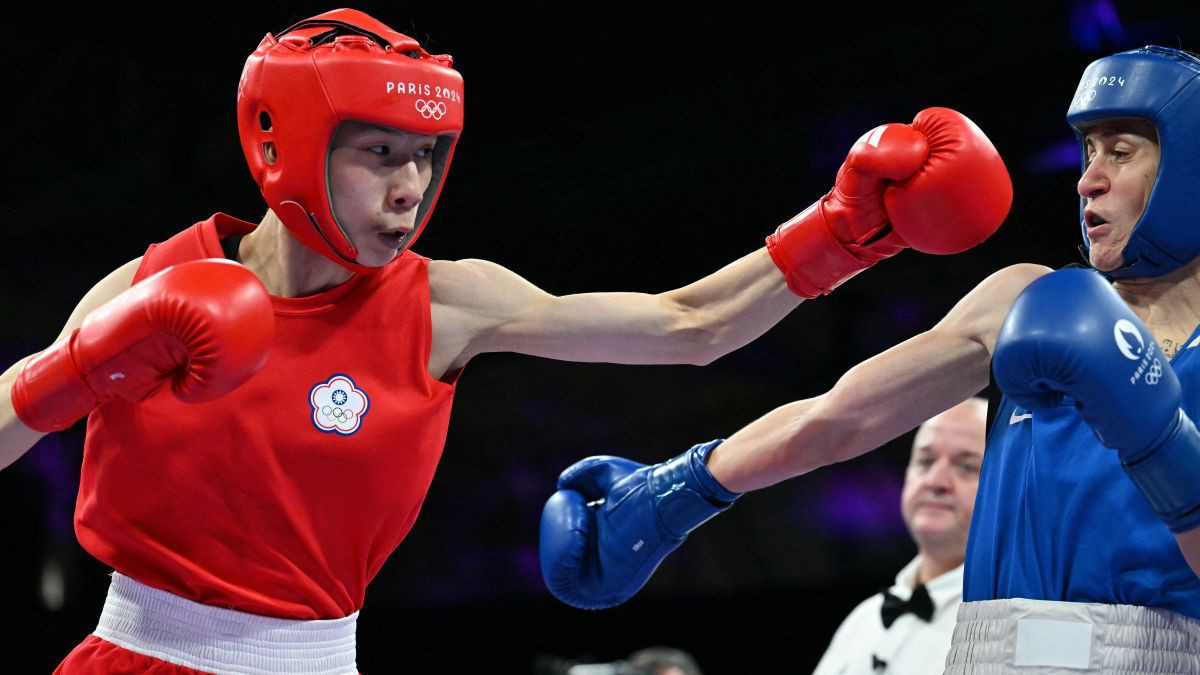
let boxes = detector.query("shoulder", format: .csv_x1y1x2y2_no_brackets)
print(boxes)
982,263,1054,293
426,259,543,373
428,259,491,307
953,262,1052,322
429,258,549,313
963,263,1053,308
428,258,499,290
55,257,144,341
87,257,143,303
936,263,1052,351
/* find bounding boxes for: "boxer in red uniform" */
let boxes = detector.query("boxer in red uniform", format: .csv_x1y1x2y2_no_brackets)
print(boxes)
0,9,1009,674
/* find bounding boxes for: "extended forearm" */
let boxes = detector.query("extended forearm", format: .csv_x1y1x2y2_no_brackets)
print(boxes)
661,249,800,364
707,327,990,492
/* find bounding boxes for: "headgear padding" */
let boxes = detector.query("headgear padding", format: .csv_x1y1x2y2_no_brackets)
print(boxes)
237,9,464,273
1067,45,1200,279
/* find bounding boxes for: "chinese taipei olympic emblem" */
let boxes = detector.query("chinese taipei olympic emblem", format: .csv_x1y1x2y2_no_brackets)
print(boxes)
309,374,370,435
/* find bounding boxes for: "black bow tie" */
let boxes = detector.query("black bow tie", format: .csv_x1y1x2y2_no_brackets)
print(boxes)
880,583,934,628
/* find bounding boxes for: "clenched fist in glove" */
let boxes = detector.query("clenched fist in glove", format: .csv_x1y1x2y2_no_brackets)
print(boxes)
12,259,275,432
767,107,1012,298
540,440,739,609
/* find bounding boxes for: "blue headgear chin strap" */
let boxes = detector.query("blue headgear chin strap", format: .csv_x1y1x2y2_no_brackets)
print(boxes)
1067,46,1200,279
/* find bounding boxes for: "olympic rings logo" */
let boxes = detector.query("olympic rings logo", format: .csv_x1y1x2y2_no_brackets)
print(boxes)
320,404,356,424
1146,359,1163,385
309,375,369,435
415,99,447,120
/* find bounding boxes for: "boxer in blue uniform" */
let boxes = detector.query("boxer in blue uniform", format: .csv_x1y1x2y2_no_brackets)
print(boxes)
540,46,1200,672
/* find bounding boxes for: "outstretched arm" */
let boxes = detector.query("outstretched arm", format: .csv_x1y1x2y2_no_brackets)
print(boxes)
429,108,1010,376
538,263,1049,609
707,263,1049,492
429,248,797,372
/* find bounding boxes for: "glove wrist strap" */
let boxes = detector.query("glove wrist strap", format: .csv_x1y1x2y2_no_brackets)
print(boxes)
687,439,741,504
766,203,871,298
650,440,740,538
12,333,96,433
1121,410,1200,533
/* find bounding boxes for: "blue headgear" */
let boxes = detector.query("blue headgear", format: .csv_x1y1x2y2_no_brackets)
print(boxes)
1066,46,1200,279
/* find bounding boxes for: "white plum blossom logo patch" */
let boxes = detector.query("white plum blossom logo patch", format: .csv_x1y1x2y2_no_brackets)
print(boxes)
310,374,369,435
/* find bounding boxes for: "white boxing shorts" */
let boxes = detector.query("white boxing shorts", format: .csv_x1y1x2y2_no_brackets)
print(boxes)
945,597,1200,673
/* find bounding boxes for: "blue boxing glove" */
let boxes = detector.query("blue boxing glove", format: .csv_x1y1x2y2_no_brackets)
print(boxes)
993,268,1200,532
539,440,739,609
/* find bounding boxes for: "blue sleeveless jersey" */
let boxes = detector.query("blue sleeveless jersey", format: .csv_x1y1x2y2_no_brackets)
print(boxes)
964,326,1200,618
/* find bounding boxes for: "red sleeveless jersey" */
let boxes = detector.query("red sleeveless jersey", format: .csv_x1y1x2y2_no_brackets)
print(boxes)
76,214,458,619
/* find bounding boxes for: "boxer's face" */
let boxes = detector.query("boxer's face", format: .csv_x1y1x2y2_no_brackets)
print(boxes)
327,121,437,267
900,403,986,557
1077,118,1160,273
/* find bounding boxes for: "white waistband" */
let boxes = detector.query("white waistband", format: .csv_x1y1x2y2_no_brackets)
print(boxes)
93,572,358,675
946,598,1200,674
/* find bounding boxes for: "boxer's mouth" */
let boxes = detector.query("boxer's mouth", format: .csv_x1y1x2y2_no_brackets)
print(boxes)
1084,210,1108,228
378,230,411,248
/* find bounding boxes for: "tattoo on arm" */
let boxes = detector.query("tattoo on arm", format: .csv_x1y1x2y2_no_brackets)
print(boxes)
1162,339,1179,359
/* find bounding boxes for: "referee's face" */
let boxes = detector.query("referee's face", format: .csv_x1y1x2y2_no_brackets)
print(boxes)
901,401,986,559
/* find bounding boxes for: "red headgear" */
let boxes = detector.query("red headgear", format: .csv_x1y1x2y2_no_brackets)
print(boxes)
237,8,464,273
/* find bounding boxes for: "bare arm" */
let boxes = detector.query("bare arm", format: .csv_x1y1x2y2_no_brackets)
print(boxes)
706,263,1051,492
1177,530,1200,578
428,247,801,375
0,258,141,470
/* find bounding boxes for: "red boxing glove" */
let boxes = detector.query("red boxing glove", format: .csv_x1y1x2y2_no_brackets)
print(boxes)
12,259,275,432
887,107,1012,255
767,107,1011,298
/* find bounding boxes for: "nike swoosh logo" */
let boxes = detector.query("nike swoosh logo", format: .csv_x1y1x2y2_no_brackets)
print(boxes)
1009,410,1032,424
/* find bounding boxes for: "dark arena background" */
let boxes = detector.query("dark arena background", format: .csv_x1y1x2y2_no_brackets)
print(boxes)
3,2,1199,672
